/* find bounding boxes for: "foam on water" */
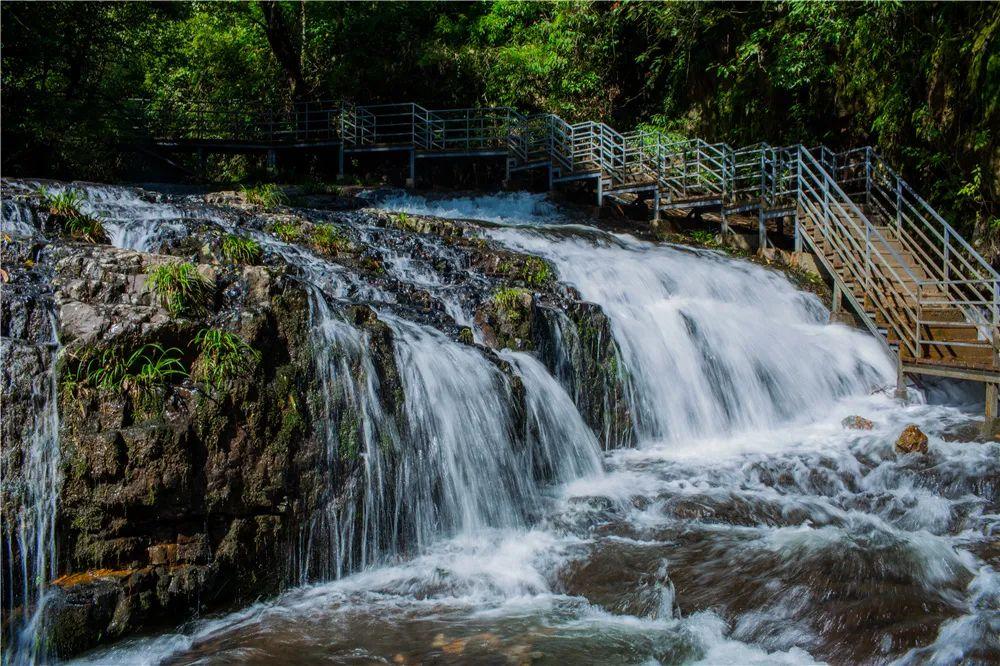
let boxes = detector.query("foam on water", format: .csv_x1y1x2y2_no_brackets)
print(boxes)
488,227,895,442
53,190,999,664
362,189,563,225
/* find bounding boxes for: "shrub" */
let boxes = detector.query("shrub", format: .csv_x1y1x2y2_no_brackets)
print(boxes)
146,262,212,317
310,224,354,255
269,220,303,242
241,183,288,210
193,328,261,389
221,234,262,264
36,186,109,244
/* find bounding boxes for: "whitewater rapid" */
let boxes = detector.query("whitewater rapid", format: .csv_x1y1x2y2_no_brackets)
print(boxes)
6,186,994,665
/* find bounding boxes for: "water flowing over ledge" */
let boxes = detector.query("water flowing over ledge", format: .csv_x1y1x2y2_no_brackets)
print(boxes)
2,184,996,665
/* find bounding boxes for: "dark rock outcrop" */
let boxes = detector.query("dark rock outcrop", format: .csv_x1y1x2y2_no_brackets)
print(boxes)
1,181,635,657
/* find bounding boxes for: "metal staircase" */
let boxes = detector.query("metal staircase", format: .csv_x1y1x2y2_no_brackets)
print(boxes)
130,99,999,425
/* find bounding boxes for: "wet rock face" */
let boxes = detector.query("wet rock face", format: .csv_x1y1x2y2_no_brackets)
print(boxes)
536,302,633,449
1,180,635,657
42,248,323,656
896,424,929,454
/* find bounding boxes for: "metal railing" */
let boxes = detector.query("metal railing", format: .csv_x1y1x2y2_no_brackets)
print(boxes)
129,98,997,370
127,98,343,143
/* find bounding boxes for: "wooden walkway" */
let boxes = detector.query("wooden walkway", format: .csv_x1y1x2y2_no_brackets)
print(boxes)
127,100,999,431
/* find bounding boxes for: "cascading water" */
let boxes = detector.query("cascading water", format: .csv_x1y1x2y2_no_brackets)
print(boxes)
4,184,994,665
486,226,895,441
1,315,61,666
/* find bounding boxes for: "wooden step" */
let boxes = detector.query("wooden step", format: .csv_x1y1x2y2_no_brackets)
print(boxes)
901,343,997,367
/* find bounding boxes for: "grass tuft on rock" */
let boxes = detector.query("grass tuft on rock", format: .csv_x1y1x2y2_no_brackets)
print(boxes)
62,343,188,397
147,262,213,317
310,224,354,255
193,328,261,390
498,256,553,288
221,234,262,265
492,287,530,322
269,220,303,243
36,186,110,244
241,183,288,210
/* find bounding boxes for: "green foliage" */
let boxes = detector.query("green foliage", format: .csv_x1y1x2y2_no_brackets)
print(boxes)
269,220,303,243
192,328,261,390
394,212,409,224
688,230,719,247
146,262,212,317
296,179,342,196
492,287,529,322
3,2,997,255
310,224,354,255
36,187,109,243
63,343,188,396
221,234,262,264
499,256,554,287
241,183,288,210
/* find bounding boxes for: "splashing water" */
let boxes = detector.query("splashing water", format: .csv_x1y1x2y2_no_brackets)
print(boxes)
362,189,564,225
16,189,992,665
487,227,895,442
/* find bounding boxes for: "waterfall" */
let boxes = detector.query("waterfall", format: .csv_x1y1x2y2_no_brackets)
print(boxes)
1,314,61,666
5,185,991,665
487,227,894,442
244,222,604,581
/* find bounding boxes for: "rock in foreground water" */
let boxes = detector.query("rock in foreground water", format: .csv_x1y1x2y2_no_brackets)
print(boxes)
896,424,928,454
842,415,874,430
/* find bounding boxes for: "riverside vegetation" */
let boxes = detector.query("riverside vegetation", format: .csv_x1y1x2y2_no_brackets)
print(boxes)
2,2,997,259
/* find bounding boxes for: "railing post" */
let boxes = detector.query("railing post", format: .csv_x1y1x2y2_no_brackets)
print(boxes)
895,176,902,235
696,143,702,191
943,226,951,301
794,146,803,253
865,223,872,296
822,165,831,245
865,146,872,207
682,147,689,197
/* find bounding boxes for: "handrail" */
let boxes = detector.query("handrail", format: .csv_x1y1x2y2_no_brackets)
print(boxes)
130,97,997,370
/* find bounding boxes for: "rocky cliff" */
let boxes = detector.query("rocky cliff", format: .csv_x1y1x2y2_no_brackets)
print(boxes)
0,182,631,658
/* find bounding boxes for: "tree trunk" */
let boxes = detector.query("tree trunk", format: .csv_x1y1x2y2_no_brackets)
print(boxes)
258,1,307,102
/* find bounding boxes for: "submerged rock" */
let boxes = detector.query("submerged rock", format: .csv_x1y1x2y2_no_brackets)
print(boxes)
895,424,929,454
842,415,875,430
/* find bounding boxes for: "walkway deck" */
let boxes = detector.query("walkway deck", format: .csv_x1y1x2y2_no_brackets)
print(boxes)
125,99,999,431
